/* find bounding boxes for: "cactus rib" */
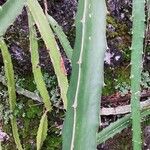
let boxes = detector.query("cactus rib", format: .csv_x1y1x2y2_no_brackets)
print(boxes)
70,1,88,149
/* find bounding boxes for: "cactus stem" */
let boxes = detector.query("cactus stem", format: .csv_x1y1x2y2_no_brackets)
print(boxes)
89,14,92,18
70,1,88,149
89,36,91,40
88,4,91,9
63,0,107,149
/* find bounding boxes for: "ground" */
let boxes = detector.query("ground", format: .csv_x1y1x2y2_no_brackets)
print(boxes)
0,0,150,149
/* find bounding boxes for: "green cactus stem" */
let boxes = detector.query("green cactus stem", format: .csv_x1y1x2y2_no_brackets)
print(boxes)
0,0,26,36
130,0,145,149
62,0,107,149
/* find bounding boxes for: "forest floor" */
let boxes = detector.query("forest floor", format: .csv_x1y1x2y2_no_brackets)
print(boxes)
0,0,150,149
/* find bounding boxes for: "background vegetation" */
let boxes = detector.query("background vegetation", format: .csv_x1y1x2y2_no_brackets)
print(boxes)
0,0,150,150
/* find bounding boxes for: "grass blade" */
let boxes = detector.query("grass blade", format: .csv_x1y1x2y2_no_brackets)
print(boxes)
27,0,68,109
0,39,23,150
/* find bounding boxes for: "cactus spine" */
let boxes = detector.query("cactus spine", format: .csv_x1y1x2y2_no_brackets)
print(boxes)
62,0,107,149
130,0,145,149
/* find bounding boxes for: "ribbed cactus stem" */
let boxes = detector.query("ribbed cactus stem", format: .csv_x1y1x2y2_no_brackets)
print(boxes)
70,1,87,149
130,0,145,149
62,0,107,149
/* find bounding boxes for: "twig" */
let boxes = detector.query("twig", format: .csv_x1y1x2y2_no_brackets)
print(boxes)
0,74,150,115
102,90,150,105
101,98,150,115
0,75,42,103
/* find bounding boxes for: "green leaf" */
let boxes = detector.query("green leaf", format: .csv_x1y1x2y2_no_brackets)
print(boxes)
97,108,150,145
27,0,68,109
28,11,52,111
0,39,23,150
36,111,48,150
0,0,26,36
47,14,73,60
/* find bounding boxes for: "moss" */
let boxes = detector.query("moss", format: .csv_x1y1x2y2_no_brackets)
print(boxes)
106,15,132,64
2,95,63,149
43,135,62,150
16,74,36,92
1,70,63,149
103,66,130,96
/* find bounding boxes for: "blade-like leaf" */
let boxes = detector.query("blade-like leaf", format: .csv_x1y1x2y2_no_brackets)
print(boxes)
28,11,52,111
27,0,68,109
0,39,23,150
47,14,73,60
97,108,150,145
0,0,26,36
36,111,48,150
